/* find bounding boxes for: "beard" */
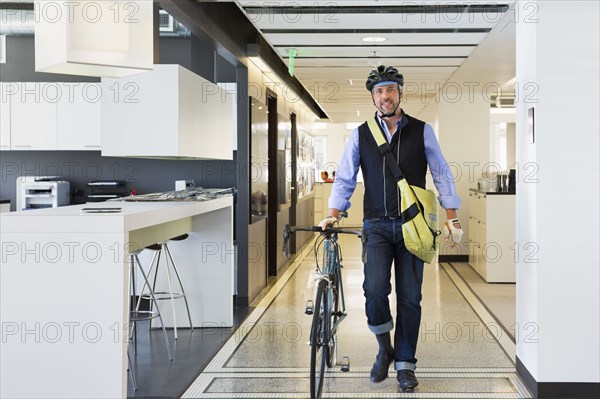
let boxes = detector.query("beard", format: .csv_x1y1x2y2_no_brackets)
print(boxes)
376,98,400,117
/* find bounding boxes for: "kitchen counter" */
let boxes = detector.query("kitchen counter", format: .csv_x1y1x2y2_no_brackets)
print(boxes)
1,197,233,398
0,198,9,204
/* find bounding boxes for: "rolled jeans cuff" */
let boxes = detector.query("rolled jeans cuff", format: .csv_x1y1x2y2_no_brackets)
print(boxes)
368,319,393,335
395,361,416,371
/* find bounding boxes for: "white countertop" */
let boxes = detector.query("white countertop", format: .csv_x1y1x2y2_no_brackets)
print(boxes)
0,196,233,233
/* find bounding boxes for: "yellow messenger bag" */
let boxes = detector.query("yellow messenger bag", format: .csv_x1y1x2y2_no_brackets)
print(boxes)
366,117,441,264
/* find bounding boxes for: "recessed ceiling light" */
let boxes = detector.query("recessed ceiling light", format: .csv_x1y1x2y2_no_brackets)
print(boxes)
348,79,353,86
362,36,387,42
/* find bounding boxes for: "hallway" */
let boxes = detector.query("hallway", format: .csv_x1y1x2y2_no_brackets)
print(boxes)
182,235,532,398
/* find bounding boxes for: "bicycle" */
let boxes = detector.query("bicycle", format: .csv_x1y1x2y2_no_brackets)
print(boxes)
283,212,366,399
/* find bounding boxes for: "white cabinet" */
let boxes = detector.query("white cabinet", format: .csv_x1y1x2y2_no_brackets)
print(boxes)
0,83,10,150
57,83,102,150
468,190,516,283
102,65,234,159
2,82,101,151
313,183,324,223
218,82,238,151
10,82,58,150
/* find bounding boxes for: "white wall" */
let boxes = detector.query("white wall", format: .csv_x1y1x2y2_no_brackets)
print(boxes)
317,122,354,173
435,90,491,257
516,0,599,383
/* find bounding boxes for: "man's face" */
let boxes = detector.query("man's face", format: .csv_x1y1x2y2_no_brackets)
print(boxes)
371,83,401,115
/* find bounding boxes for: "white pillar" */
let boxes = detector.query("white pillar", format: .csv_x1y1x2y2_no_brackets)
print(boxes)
515,1,599,396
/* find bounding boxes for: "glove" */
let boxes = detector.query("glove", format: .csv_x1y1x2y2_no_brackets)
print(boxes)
318,216,338,231
443,218,463,246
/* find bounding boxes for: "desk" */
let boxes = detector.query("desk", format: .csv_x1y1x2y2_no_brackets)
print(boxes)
0,197,233,398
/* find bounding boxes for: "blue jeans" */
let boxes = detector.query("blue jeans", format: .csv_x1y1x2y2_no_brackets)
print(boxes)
362,217,424,369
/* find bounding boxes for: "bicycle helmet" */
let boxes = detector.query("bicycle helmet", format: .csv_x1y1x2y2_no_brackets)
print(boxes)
366,65,404,92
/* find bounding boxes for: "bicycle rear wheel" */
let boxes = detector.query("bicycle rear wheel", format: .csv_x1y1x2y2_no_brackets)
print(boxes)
310,279,329,399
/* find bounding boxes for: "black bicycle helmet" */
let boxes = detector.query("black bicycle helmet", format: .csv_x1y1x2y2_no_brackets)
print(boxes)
366,65,404,92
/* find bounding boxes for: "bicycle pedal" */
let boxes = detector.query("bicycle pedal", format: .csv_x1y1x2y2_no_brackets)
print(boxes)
338,356,350,372
305,300,314,315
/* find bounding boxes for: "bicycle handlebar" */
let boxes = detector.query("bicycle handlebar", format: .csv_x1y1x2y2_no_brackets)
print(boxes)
285,225,362,236
282,224,365,261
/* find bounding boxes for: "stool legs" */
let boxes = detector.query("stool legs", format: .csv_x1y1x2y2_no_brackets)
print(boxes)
127,351,138,391
141,242,193,340
164,243,194,339
130,254,173,361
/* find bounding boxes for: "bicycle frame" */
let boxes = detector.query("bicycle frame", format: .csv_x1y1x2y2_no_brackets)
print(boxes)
317,234,346,339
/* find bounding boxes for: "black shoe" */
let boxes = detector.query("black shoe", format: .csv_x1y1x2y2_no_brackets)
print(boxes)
397,369,419,391
369,351,393,383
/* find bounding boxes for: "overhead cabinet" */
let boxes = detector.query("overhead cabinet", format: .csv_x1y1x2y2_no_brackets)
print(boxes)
101,65,234,159
0,82,101,151
10,82,57,150
0,83,11,150
57,83,102,150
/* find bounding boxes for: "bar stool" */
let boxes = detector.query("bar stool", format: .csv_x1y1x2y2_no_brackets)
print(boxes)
129,249,173,361
128,352,137,391
139,234,193,340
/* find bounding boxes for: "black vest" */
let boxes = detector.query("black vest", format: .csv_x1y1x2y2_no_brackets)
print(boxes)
358,113,427,219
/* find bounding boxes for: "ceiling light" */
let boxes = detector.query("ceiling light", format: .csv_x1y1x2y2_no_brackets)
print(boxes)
356,110,360,117
34,1,153,78
348,79,353,86
362,36,387,42
249,56,272,74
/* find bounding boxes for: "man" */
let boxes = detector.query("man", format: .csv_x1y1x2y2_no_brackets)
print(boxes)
320,170,334,183
319,65,463,391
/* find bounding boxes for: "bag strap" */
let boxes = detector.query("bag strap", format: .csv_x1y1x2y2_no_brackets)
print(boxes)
366,117,405,182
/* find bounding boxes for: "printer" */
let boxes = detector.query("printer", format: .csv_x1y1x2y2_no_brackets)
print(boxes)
16,176,70,211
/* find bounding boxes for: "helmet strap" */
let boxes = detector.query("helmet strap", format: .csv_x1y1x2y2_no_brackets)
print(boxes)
380,101,401,118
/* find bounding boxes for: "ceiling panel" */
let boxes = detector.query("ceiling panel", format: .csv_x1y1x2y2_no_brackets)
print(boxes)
232,0,513,122
246,13,504,30
275,45,476,58
265,32,491,46
236,0,506,6
290,57,466,67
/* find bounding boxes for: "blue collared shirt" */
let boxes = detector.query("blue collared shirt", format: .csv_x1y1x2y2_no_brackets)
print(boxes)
329,114,461,211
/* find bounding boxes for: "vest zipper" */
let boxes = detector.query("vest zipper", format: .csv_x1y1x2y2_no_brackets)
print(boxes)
397,127,402,216
382,157,388,216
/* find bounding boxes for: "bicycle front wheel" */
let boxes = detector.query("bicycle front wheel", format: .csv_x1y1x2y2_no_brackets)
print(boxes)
310,279,329,399
325,272,339,368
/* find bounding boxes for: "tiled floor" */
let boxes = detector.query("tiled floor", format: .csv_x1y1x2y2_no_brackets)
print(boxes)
448,262,516,339
181,235,532,398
